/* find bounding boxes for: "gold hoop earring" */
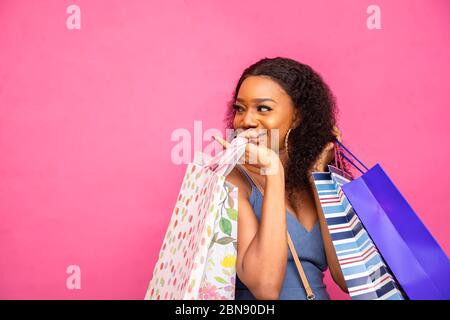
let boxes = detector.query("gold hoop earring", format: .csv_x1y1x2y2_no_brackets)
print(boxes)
284,128,293,159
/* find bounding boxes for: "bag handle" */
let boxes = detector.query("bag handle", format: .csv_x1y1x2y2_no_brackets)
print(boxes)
204,135,247,176
335,140,369,174
236,164,316,300
334,142,344,169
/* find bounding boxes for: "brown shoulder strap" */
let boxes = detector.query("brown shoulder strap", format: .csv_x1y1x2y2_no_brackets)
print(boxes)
236,164,315,300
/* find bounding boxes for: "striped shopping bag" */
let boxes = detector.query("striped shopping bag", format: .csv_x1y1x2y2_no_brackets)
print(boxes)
312,166,406,300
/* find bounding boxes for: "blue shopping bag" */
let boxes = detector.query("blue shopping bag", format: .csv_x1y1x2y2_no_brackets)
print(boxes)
336,141,450,300
312,166,405,300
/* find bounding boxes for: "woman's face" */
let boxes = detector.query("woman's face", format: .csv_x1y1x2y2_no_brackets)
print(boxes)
232,75,298,152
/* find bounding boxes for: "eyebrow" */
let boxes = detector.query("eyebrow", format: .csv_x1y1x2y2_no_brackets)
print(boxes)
236,97,276,103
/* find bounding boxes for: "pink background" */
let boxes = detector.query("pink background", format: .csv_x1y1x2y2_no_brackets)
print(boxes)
0,0,449,299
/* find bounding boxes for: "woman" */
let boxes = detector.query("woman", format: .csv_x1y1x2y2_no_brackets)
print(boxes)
221,57,350,300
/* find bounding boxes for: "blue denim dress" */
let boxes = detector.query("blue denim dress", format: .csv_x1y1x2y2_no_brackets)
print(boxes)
234,166,330,300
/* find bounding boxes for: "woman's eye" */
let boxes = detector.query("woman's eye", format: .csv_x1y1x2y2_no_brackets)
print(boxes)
257,105,272,112
233,104,244,112
233,104,271,113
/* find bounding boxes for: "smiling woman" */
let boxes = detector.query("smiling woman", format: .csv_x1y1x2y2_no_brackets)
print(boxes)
222,57,351,300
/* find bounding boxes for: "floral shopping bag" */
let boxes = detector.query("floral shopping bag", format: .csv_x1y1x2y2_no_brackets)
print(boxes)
145,137,247,300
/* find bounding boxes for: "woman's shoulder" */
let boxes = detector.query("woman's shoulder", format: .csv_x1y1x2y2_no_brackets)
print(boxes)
225,166,253,199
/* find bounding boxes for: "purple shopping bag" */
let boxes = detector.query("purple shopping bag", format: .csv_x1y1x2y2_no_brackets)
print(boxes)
336,141,450,300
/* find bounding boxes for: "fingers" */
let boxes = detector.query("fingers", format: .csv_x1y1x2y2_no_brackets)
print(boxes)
240,130,267,147
212,135,251,167
326,142,335,151
244,143,256,164
332,125,343,143
213,129,261,149
237,129,261,141
213,129,261,152
213,130,267,167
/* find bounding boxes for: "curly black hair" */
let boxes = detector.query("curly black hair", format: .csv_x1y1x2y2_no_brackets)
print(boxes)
224,57,352,197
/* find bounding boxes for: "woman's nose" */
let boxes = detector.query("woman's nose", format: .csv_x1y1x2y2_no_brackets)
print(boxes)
241,111,258,129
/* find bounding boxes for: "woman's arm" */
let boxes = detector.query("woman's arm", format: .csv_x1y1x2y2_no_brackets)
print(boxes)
218,132,289,299
241,163,288,299
227,158,288,300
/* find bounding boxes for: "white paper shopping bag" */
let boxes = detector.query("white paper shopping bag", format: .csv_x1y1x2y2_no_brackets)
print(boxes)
145,137,247,300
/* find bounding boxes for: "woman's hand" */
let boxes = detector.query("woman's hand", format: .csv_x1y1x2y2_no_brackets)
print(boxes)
214,129,282,175
309,126,342,173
